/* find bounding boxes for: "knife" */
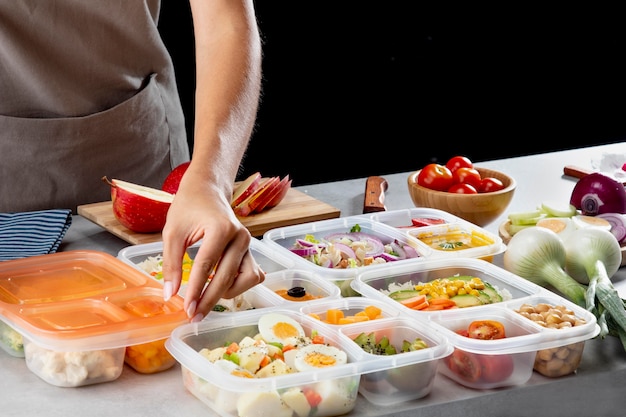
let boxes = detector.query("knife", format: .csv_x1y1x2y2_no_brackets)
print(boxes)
363,176,388,213
564,165,626,185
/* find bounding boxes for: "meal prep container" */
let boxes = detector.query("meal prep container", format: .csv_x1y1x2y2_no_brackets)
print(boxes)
429,296,598,389
351,257,542,314
0,250,188,386
368,208,505,262
165,306,452,415
262,216,427,296
351,258,599,388
117,238,293,312
165,308,363,417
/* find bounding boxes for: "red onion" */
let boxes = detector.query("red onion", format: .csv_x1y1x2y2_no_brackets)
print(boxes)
570,173,626,215
597,213,626,243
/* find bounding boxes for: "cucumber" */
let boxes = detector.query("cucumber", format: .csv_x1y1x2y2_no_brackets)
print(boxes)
388,289,421,301
450,294,483,308
540,201,577,218
481,284,503,303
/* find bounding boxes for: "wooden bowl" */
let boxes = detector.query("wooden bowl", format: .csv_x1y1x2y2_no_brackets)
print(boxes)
407,167,516,227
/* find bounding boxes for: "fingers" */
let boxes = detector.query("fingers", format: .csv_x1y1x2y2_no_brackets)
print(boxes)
183,229,262,322
161,227,186,301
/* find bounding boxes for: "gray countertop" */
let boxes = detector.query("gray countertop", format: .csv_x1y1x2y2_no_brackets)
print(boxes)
3,143,626,416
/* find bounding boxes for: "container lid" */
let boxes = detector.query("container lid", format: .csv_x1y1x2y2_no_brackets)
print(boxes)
0,250,187,351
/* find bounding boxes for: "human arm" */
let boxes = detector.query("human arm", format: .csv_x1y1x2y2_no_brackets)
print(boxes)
160,0,263,322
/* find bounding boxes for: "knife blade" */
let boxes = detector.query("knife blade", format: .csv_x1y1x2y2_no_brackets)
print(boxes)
363,176,388,213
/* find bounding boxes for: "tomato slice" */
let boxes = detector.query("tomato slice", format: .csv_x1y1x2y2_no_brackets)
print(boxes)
479,354,514,383
410,217,447,227
446,349,481,382
467,320,506,340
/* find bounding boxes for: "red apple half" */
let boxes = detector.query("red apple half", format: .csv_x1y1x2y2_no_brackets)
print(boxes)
233,176,280,217
162,161,191,194
103,177,174,233
231,171,262,208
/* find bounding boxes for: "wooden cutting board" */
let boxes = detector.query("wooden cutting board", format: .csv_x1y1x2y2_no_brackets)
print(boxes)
77,188,340,245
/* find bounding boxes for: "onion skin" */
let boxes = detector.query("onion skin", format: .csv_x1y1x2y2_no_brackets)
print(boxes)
570,173,626,215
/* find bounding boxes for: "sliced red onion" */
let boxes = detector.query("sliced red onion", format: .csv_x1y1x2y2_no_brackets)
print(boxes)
376,252,400,262
597,213,626,243
332,242,356,260
295,238,317,247
290,247,318,257
390,240,407,259
403,244,420,259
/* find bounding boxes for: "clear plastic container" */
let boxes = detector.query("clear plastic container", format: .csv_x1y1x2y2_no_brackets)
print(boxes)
165,308,363,417
262,216,427,296
0,250,188,386
351,257,542,315
117,238,295,299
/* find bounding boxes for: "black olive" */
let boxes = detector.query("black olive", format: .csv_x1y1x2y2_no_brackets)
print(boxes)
287,286,306,298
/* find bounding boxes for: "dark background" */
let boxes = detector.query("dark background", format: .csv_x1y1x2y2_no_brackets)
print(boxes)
159,3,626,186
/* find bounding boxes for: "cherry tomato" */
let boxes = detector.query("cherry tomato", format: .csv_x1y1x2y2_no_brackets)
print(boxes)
446,156,473,173
446,349,481,382
417,163,454,191
452,167,482,189
467,320,506,340
478,354,514,383
478,177,505,193
448,183,478,194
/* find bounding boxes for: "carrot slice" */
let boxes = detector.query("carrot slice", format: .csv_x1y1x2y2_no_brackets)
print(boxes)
400,294,428,309
424,298,457,310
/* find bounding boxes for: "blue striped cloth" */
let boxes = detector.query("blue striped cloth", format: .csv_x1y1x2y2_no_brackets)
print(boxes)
0,209,72,261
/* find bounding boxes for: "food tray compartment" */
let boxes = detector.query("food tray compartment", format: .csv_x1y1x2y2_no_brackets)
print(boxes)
299,296,403,325
406,222,505,262
338,316,452,405
23,337,125,387
505,294,600,377
261,269,342,306
428,306,542,389
367,207,476,229
262,216,428,296
351,257,542,315
165,308,363,417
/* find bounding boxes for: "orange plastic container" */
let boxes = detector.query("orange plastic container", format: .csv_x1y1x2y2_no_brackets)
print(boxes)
0,250,187,386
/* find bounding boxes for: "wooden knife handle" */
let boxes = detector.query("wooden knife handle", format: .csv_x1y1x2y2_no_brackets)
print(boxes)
563,165,594,180
564,165,626,185
363,176,388,213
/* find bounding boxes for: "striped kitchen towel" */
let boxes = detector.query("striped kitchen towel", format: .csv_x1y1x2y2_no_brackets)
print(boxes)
0,209,72,261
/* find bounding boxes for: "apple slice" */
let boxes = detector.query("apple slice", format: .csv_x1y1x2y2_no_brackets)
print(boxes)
162,161,191,194
233,176,280,217
103,177,174,233
231,172,262,208
254,175,291,213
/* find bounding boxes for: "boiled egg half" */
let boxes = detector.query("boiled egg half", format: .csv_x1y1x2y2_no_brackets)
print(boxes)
292,343,347,372
258,312,305,346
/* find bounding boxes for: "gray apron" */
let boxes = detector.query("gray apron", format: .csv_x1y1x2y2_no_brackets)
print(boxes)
0,0,190,213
